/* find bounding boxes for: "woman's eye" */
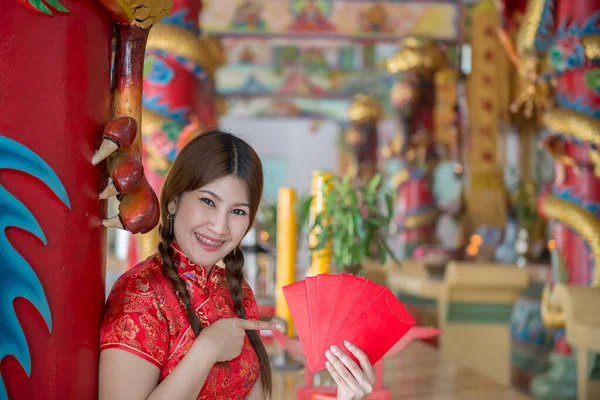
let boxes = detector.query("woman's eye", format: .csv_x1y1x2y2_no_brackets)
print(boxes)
201,198,215,207
232,209,247,216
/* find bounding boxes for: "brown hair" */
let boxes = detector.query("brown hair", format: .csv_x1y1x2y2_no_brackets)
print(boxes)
157,130,271,396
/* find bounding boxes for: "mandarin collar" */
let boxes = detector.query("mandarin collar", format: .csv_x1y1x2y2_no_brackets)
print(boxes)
170,242,212,289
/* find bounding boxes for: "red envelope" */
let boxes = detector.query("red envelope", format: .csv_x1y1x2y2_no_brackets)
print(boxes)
283,276,415,374
315,277,385,368
281,280,314,372
321,274,366,356
305,276,318,366
315,274,341,369
328,287,415,368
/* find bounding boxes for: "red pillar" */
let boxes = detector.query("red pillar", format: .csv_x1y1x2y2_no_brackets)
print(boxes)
0,1,112,398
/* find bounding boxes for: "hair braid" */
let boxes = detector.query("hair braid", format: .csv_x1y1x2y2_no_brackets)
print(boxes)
157,222,203,336
224,248,272,397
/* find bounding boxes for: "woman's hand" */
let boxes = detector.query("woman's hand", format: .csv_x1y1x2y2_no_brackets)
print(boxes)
325,341,376,400
197,318,280,363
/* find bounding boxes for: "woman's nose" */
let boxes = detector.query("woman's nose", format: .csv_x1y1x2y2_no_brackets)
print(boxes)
208,212,229,235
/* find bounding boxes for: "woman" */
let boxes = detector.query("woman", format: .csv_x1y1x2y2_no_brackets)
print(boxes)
99,131,375,400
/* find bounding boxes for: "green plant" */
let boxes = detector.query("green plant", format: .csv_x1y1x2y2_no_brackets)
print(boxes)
311,173,397,273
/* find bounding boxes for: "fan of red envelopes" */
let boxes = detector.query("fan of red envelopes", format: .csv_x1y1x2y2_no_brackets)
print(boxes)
282,273,416,373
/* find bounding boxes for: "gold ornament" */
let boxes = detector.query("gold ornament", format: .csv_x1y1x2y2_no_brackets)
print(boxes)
100,0,172,29
540,195,600,287
583,35,600,60
347,94,382,122
510,56,553,118
516,0,546,57
147,25,226,77
390,80,417,109
542,108,600,146
385,37,445,74
141,108,171,136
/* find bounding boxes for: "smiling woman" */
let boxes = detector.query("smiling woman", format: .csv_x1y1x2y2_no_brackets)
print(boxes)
98,130,376,400
99,131,276,400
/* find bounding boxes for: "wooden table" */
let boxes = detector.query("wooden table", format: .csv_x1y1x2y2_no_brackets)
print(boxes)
271,341,531,400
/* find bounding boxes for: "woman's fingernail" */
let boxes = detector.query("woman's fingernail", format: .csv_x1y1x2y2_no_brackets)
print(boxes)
344,340,353,348
326,350,333,359
330,345,340,354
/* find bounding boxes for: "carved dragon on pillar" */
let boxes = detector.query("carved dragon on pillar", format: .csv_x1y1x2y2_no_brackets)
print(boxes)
499,0,600,396
503,0,600,326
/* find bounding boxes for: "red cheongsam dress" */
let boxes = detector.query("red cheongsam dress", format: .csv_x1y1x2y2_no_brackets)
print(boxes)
100,243,262,399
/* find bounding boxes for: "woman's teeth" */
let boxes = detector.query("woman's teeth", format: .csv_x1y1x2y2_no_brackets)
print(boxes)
196,234,224,246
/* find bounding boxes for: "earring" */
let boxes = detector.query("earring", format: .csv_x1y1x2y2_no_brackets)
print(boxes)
167,212,174,235
233,247,237,256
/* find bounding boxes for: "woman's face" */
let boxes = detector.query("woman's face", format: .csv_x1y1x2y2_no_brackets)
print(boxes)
171,175,251,267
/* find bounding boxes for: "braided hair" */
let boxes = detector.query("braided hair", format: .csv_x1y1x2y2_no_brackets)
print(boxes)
157,130,271,396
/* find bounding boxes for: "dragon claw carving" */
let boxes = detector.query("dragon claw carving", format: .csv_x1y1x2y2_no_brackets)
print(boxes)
96,117,159,234
92,116,137,165
103,178,160,234
96,0,171,236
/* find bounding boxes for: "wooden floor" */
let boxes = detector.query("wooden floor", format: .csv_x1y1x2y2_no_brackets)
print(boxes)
271,341,531,400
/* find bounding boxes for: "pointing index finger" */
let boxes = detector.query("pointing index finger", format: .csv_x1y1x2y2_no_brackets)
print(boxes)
238,319,282,331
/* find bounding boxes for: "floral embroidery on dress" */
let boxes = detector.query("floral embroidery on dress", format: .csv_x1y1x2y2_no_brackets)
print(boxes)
100,243,262,399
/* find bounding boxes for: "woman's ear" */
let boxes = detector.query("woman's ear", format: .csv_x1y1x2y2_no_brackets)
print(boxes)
167,200,178,215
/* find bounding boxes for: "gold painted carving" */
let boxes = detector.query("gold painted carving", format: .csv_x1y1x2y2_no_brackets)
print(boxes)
587,149,600,178
582,35,600,60
100,0,172,29
347,94,382,123
516,0,545,57
510,56,553,118
141,108,170,136
147,24,225,76
540,195,600,287
385,38,445,75
543,108,600,146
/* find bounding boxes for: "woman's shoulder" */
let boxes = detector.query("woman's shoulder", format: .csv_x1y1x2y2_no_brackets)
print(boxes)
106,254,166,305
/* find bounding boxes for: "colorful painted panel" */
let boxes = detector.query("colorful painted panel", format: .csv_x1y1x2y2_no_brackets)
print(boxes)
202,0,461,41
218,38,397,96
217,38,400,120
225,97,354,120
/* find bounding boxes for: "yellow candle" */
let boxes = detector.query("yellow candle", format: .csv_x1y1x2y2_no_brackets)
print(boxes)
276,187,297,337
308,170,333,276
136,227,159,267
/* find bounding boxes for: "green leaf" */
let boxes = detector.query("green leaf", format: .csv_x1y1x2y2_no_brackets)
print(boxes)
297,195,314,233
26,0,69,15
379,237,399,264
354,213,365,239
385,193,394,221
368,173,382,194
46,0,69,12
377,242,387,265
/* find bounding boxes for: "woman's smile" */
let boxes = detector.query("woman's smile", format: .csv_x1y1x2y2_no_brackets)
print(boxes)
194,232,226,252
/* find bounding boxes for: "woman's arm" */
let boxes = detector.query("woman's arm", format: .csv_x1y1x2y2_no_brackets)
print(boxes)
99,318,279,400
246,376,265,400
99,335,217,400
